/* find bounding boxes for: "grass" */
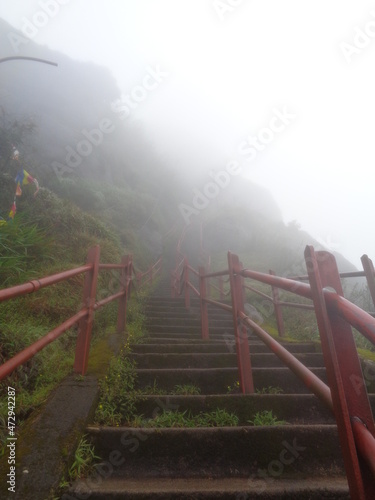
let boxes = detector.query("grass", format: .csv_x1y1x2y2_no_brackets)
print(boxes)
0,183,158,450
0,212,54,285
134,409,239,428
248,410,287,426
68,436,100,481
256,386,284,395
172,384,201,395
94,292,151,426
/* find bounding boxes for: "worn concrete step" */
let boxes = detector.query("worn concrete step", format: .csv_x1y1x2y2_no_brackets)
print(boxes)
145,331,239,340
144,306,193,314
144,333,236,341
145,332,202,339
135,367,327,394
68,476,350,499
131,343,275,354
130,352,325,369
86,425,344,478
146,300,188,307
146,316,201,326
130,394,341,425
145,317,234,327
147,324,203,334
138,337,230,344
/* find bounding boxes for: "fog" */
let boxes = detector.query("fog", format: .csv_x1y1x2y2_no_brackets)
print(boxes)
1,0,375,267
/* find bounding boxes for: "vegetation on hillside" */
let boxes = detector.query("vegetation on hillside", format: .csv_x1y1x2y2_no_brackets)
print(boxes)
0,123,167,450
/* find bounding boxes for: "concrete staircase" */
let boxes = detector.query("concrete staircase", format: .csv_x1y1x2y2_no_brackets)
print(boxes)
67,274,358,499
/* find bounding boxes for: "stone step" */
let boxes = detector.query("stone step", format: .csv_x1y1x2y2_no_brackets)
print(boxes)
144,333,237,341
85,425,345,479
145,317,233,327
129,394,341,425
139,337,230,344
130,352,325,369
147,325,203,333
135,367,327,394
131,342,295,354
68,476,350,499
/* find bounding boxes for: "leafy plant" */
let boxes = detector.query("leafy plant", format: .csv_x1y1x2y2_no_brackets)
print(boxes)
256,386,283,395
139,409,239,428
172,384,201,395
227,381,240,393
94,355,138,424
69,436,100,480
139,380,167,395
248,410,287,426
0,212,54,285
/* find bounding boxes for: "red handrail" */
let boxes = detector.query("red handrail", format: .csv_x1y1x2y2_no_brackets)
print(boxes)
171,244,375,497
0,246,162,379
0,265,92,302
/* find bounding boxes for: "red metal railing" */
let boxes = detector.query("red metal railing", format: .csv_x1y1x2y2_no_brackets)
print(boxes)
172,245,375,498
136,256,162,289
0,246,162,380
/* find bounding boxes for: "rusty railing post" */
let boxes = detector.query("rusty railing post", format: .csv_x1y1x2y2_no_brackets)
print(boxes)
269,270,285,337
228,252,254,394
361,254,375,311
116,255,130,334
199,266,209,340
129,256,134,300
74,245,100,375
305,245,375,499
206,257,211,299
184,258,190,310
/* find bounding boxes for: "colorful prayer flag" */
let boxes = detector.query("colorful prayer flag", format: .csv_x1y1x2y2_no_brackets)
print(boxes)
8,201,16,221
15,169,36,196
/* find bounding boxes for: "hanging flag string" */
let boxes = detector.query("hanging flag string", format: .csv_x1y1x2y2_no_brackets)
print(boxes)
1,148,40,224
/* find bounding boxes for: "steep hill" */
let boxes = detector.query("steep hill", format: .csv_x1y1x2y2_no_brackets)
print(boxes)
0,18,359,277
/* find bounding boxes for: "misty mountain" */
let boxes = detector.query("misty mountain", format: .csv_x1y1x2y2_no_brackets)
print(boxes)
0,18,166,188
0,19,359,277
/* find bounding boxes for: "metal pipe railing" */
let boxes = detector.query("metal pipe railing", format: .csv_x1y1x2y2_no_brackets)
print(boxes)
171,243,375,496
0,248,162,380
240,311,333,410
0,265,92,302
0,309,88,380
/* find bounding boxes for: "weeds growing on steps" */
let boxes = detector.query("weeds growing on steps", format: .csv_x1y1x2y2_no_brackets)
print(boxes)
68,435,101,481
130,409,239,428
256,386,284,394
171,384,201,395
0,188,124,450
94,293,150,426
248,410,287,426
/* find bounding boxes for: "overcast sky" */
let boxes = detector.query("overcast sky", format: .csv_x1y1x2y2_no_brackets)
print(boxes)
1,0,375,267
